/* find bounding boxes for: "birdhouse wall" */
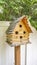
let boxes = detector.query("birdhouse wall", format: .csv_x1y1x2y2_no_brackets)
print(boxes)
6,34,12,44
6,20,30,46
12,20,29,42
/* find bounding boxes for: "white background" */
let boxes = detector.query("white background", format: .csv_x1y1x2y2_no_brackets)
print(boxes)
0,21,37,65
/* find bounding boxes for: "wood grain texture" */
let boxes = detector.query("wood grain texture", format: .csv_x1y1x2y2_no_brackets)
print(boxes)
12,21,29,42
15,46,20,65
6,20,30,46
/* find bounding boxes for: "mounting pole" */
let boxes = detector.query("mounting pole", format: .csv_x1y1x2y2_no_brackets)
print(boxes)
15,44,27,65
15,46,20,65
25,44,27,65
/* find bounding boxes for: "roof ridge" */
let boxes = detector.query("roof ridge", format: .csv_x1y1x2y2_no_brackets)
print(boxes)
22,17,32,33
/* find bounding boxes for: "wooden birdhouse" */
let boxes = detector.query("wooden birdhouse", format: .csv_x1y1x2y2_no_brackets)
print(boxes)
6,15,32,65
6,16,32,46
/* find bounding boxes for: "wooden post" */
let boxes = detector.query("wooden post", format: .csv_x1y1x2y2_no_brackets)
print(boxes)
15,46,20,65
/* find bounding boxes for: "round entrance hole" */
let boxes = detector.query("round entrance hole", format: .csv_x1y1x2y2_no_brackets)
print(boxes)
20,36,22,39
15,31,18,34
19,25,22,27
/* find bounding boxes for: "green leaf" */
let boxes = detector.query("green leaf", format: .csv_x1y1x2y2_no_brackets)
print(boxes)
0,0,37,30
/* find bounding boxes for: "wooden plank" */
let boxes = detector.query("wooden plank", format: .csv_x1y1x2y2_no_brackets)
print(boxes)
15,46,20,65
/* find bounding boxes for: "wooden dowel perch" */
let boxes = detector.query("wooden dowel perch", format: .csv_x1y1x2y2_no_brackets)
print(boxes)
15,46,20,65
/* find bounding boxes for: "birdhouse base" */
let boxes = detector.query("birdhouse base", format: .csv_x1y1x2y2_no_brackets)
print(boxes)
7,39,30,47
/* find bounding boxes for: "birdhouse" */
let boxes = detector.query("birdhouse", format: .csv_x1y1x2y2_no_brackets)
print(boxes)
6,16,32,46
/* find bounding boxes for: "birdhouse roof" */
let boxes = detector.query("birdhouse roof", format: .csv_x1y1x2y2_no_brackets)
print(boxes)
6,15,32,34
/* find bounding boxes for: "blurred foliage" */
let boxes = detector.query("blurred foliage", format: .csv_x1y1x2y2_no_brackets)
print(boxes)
0,0,37,30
